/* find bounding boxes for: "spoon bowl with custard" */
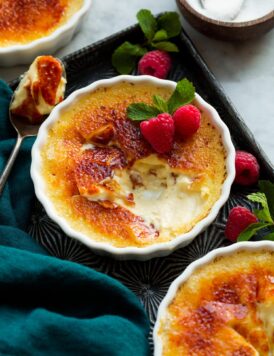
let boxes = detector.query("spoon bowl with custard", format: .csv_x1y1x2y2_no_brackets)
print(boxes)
0,56,66,195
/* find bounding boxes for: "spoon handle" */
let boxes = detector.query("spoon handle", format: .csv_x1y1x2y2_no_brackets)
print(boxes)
0,135,24,195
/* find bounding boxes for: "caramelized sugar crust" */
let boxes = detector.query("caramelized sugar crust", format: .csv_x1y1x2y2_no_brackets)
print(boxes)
160,250,274,355
36,56,64,106
0,0,83,46
72,195,158,244
40,82,226,247
11,56,64,123
75,147,127,197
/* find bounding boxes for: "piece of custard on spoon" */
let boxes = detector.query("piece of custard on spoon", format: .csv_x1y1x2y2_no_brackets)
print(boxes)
10,56,66,124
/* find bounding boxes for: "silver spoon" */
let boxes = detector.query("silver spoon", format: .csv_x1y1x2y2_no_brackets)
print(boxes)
0,109,40,195
0,60,66,195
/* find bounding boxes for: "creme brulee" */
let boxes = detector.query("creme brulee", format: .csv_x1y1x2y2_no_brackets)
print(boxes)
40,82,226,248
158,250,274,355
0,0,83,47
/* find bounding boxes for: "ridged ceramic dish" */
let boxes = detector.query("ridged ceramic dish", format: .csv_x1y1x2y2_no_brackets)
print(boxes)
153,241,274,355
31,75,235,260
0,0,92,66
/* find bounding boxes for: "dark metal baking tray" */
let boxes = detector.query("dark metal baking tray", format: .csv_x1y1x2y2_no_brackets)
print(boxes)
10,20,274,352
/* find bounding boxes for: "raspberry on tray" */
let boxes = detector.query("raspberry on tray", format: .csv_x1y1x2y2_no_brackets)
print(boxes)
235,150,260,186
225,206,258,242
138,50,172,79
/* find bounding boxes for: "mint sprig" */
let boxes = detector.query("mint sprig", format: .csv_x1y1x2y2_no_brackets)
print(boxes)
249,192,273,223
153,29,168,42
112,9,181,74
258,180,274,217
157,12,181,39
112,42,147,75
126,78,195,121
137,9,157,42
168,79,195,114
237,184,274,242
152,41,179,53
127,103,160,121
237,222,272,242
153,95,169,113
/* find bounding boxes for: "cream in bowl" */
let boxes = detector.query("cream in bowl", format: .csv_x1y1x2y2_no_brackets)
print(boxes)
177,0,274,40
189,0,274,22
154,241,274,355
31,75,235,260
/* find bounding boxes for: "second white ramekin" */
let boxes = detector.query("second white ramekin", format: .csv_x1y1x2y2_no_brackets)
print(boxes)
153,241,274,355
0,0,92,66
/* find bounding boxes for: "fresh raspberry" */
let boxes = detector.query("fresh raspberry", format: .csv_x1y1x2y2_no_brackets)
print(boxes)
138,50,172,79
173,104,201,139
140,113,174,153
225,206,258,242
235,151,260,186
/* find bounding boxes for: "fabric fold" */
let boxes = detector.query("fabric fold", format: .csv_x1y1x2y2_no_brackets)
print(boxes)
0,79,150,356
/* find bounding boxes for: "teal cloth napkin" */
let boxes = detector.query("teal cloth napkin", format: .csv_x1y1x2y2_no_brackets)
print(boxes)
0,80,150,356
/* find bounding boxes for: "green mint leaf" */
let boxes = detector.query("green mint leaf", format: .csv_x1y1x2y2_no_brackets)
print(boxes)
127,103,160,121
153,29,168,42
158,12,181,38
247,192,273,223
167,78,195,114
152,41,179,52
237,222,271,242
248,192,268,206
254,208,273,224
262,232,274,241
137,9,157,42
153,95,168,113
258,180,274,219
112,42,147,74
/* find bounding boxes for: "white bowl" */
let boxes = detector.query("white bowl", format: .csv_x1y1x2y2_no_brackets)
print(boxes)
153,241,274,355
0,0,91,66
31,75,235,261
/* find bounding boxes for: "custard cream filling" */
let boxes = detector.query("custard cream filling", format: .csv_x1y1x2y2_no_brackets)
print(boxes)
11,57,66,117
82,154,210,236
258,301,274,353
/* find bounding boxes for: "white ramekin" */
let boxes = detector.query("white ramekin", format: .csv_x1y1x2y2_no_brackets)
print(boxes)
0,0,91,66
31,75,235,261
153,241,274,355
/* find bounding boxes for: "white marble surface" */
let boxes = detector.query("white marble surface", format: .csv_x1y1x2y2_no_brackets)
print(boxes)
1,0,274,165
